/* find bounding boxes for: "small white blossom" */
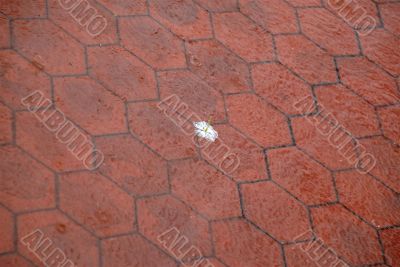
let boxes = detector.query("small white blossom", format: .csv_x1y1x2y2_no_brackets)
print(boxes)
193,121,218,142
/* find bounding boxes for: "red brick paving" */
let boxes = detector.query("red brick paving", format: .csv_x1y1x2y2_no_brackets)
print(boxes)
0,1,399,267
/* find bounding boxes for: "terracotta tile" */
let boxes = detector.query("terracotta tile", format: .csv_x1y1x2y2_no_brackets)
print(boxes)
311,204,382,265
252,62,314,115
88,45,158,102
59,171,135,237
323,0,380,30
0,255,34,267
54,76,126,135
170,158,241,219
16,111,91,172
275,35,337,84
380,3,400,36
381,228,400,267
213,12,273,62
179,257,226,267
0,206,13,253
268,147,336,205
292,116,357,170
119,16,186,70
226,94,292,147
0,14,9,48
158,70,226,123
48,0,117,45
0,146,55,212
359,136,400,192
95,134,169,196
0,0,46,18
102,234,177,267
96,0,147,15
315,84,380,138
337,57,400,106
212,219,283,267
186,40,251,94
360,29,400,76
0,103,12,144
13,19,86,75
200,124,267,182
286,0,321,6
137,195,212,258
336,170,400,228
241,181,312,242
239,0,298,34
378,105,400,145
285,242,338,267
0,50,52,110
18,210,99,267
149,0,212,40
298,8,359,55
127,101,197,160
196,0,237,11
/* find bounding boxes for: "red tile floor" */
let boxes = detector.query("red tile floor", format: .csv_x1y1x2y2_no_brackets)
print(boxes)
0,0,399,267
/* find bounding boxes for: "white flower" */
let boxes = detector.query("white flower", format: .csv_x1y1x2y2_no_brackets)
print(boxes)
193,121,218,142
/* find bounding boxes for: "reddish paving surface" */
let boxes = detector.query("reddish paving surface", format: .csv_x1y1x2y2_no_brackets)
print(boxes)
0,1,399,267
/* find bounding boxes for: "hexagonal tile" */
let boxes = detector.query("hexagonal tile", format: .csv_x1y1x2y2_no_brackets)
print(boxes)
96,0,147,15
315,84,380,138
0,103,12,145
0,50,51,109
360,29,400,76
378,105,400,145
0,255,34,267
59,171,134,237
212,219,283,267
200,124,267,182
137,195,212,258
0,146,55,212
48,0,117,45
285,242,331,267
102,234,177,267
275,35,337,84
380,2,400,36
241,181,312,242
54,76,126,135
226,94,292,147
213,12,273,62
0,206,13,253
16,111,91,172
149,0,212,40
311,204,382,266
158,70,226,123
13,19,86,75
180,257,225,267
196,0,237,11
186,40,251,94
0,14,10,48
95,134,168,196
337,57,400,106
268,147,336,205
286,0,320,6
127,101,197,160
292,116,358,170
381,228,400,267
298,8,359,55
119,16,186,70
252,62,314,116
18,210,99,267
323,0,380,30
0,0,46,18
88,45,158,102
336,170,400,228
359,136,400,192
170,158,241,220
239,0,298,34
